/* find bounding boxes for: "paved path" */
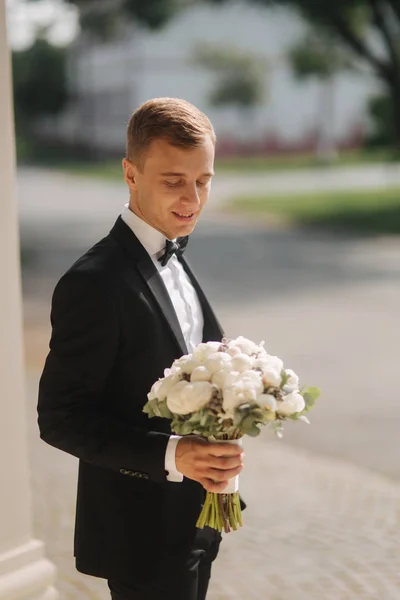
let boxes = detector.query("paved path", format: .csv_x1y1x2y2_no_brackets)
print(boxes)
28,373,400,600
21,167,400,599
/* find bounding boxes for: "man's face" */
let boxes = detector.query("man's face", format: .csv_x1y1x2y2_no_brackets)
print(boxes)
123,136,215,240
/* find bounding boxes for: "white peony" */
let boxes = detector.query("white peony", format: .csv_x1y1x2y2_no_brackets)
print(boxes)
148,371,181,402
265,355,284,372
222,384,246,417
285,369,299,389
231,336,260,356
193,342,222,362
167,380,214,415
276,391,305,416
212,368,237,389
171,354,192,371
231,353,254,373
226,344,242,357
239,370,264,396
256,393,277,411
180,356,202,375
204,352,232,374
262,367,282,389
191,366,212,382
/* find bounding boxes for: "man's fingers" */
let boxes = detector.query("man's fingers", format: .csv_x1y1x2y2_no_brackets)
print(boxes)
206,443,243,458
200,478,229,493
208,455,244,470
205,465,243,482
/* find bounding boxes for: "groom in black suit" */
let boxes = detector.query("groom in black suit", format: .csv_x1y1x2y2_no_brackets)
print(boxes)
38,98,244,600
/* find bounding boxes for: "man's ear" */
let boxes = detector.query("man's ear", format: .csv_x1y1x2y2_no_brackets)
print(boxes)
122,158,138,191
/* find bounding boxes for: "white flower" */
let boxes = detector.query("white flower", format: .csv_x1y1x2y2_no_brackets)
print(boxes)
204,352,232,374
231,336,260,356
157,372,182,400
180,356,202,375
167,380,214,415
277,391,305,416
171,354,192,371
212,368,237,389
231,353,253,372
262,367,282,389
191,366,212,382
222,384,246,417
285,369,299,388
240,370,264,396
256,393,277,411
226,345,242,357
265,355,284,372
222,374,263,416
193,342,222,362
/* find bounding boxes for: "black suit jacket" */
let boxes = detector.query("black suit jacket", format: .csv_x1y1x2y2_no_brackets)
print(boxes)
38,217,225,583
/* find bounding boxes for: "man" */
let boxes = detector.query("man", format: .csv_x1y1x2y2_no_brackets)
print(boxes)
38,98,244,600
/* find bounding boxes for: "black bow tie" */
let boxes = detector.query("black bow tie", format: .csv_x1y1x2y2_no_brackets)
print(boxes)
158,236,189,267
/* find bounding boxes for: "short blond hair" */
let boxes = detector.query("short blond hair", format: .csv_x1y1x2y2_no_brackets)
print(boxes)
126,97,216,168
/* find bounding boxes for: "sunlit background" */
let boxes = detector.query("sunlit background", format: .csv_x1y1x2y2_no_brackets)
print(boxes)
6,0,400,598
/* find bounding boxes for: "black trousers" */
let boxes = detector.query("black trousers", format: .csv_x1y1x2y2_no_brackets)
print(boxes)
108,528,221,600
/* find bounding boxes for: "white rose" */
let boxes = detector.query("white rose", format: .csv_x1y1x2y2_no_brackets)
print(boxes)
262,367,282,389
256,393,277,411
193,342,222,362
277,391,305,416
232,336,260,356
167,380,213,414
231,353,253,372
191,366,212,382
204,352,232,374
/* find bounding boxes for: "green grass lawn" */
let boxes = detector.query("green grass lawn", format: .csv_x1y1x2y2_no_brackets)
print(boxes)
231,187,400,235
17,141,395,179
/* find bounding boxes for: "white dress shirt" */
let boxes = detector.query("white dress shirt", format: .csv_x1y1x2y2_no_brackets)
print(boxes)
121,205,204,482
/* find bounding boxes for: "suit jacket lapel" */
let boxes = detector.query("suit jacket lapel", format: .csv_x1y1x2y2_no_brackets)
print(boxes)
110,217,188,356
179,255,225,343
136,254,188,355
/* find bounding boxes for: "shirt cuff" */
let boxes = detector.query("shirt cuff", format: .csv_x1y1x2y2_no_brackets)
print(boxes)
165,435,183,482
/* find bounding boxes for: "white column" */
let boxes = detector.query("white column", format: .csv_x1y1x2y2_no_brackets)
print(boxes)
0,2,58,599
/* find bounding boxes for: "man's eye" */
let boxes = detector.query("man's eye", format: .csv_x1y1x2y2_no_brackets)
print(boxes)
196,180,208,187
165,180,182,187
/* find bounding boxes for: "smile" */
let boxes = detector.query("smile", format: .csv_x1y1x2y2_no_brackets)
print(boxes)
173,212,195,220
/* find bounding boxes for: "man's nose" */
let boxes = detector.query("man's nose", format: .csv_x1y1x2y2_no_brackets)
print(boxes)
181,182,200,206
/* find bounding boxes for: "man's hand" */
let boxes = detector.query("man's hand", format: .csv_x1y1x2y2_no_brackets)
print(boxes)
175,437,244,492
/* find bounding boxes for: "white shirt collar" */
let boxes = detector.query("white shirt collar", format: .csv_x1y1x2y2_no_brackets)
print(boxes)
121,204,174,259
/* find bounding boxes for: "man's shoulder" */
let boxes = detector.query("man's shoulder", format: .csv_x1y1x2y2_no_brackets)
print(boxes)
56,233,124,297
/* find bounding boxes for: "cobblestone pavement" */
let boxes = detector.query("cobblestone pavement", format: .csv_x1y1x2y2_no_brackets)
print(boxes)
28,377,400,600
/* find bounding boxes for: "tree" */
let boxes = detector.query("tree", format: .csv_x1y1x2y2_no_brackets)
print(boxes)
194,45,266,136
12,37,68,131
208,0,400,151
289,32,353,161
63,0,192,38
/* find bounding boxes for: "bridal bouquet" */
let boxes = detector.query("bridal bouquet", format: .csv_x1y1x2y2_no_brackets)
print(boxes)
143,337,320,533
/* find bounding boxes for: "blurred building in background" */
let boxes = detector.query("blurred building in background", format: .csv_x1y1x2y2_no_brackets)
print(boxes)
40,3,376,157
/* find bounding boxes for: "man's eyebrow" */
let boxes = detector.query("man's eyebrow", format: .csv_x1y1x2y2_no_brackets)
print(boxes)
160,172,215,177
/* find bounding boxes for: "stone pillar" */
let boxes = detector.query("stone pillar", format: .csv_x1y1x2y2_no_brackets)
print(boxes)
0,2,58,598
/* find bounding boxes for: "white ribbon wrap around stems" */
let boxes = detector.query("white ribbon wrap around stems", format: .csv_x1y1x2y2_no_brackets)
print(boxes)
208,436,243,494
